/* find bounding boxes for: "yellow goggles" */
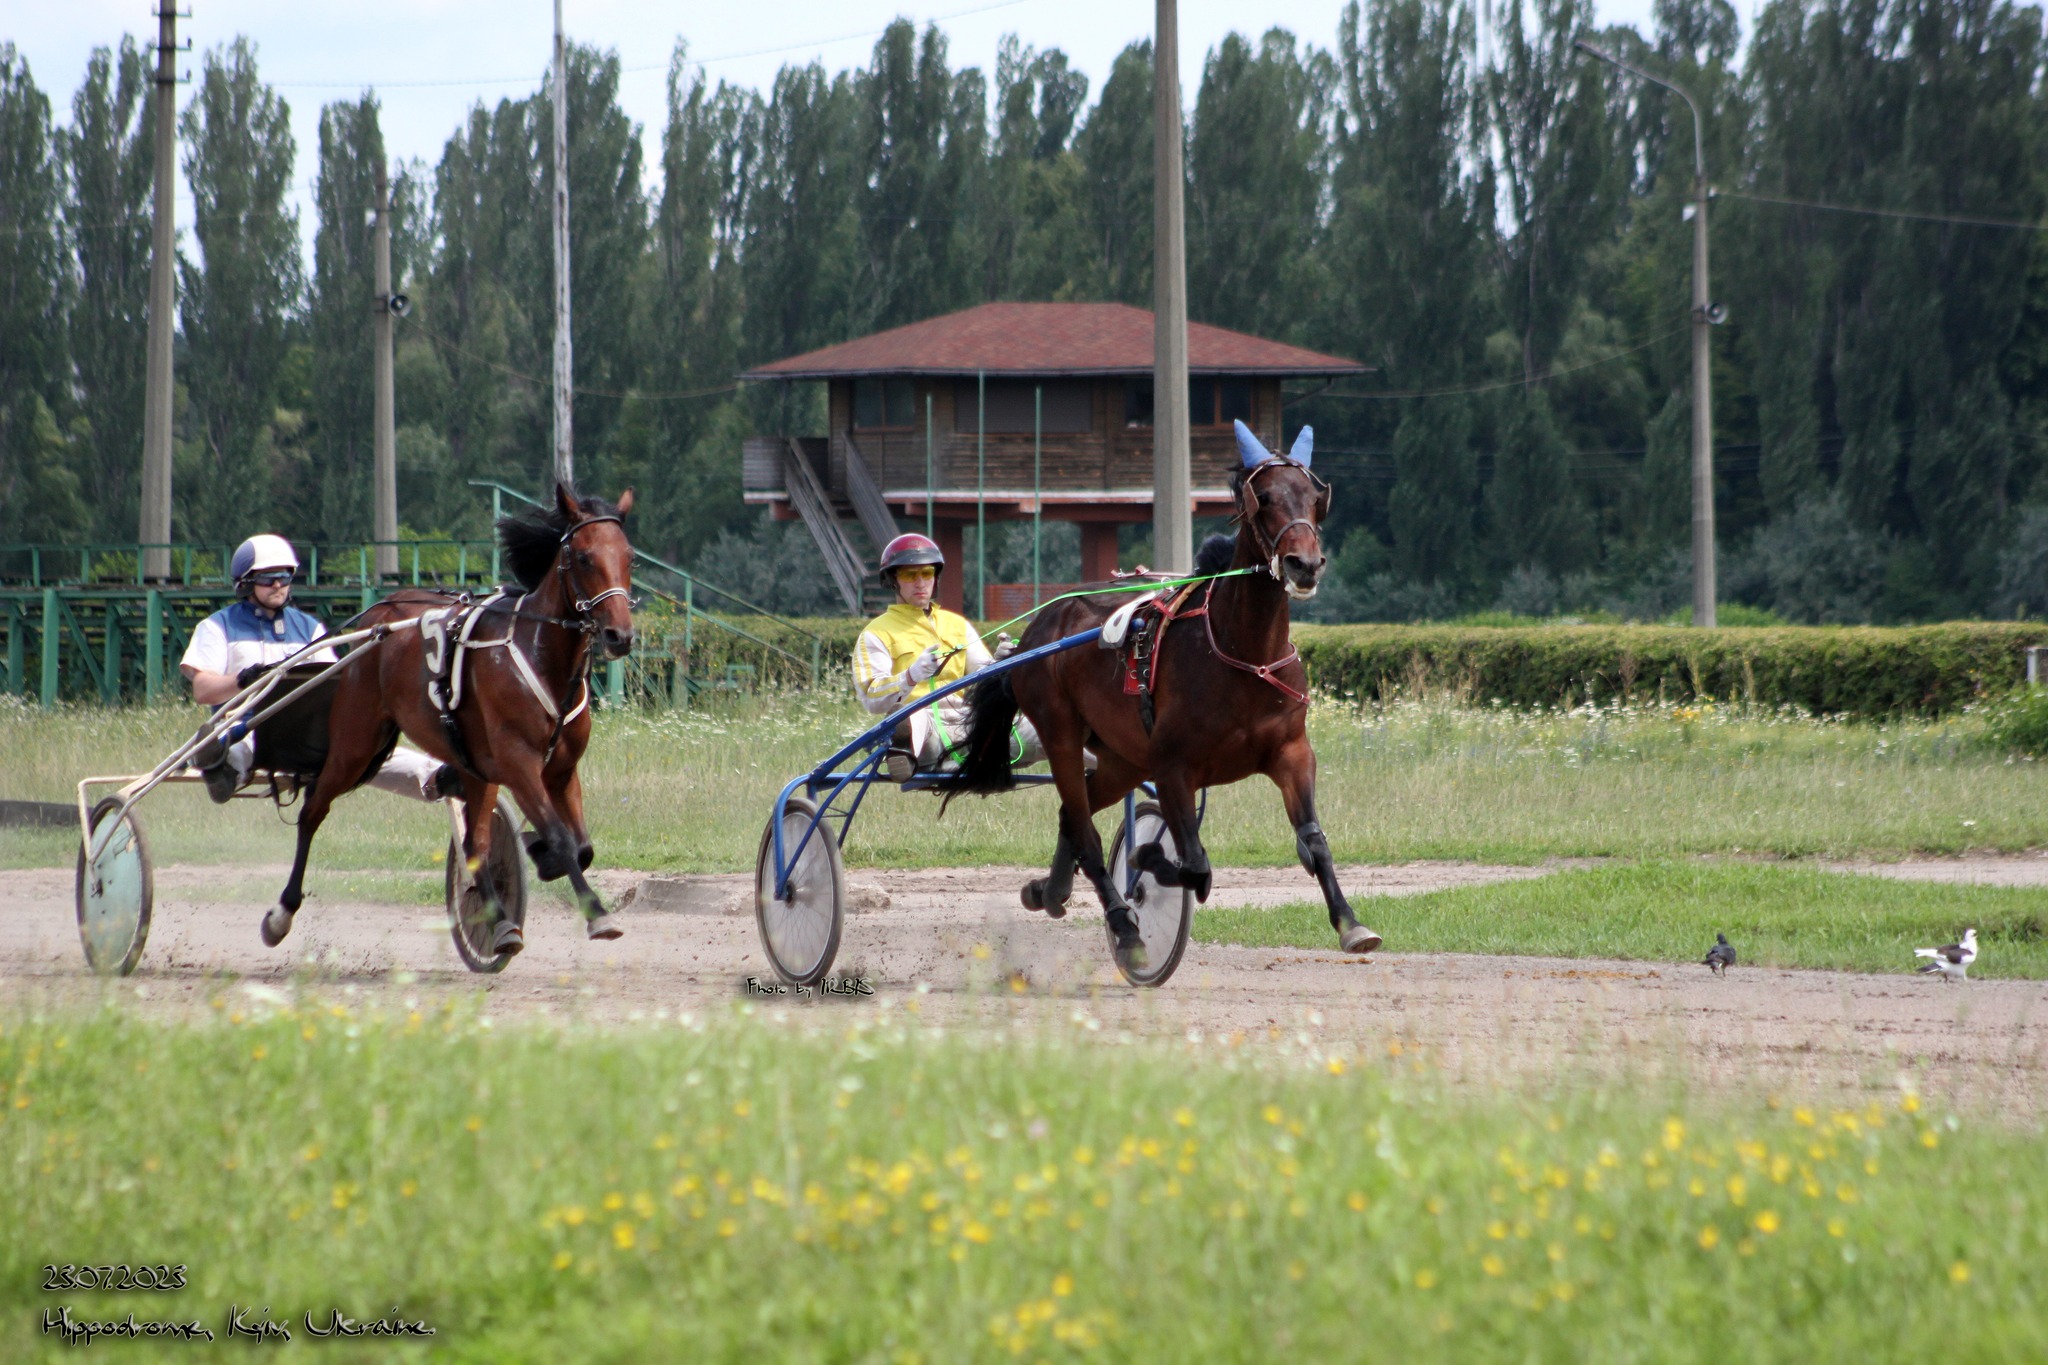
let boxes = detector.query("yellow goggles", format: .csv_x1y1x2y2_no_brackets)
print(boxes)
895,566,938,583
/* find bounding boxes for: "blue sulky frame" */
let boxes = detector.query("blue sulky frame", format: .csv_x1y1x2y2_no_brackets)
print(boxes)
767,626,1105,902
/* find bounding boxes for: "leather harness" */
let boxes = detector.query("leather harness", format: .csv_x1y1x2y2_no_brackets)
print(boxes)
1115,458,1326,728
420,513,627,779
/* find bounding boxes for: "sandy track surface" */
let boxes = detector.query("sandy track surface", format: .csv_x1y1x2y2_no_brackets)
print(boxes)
6,859,2047,1115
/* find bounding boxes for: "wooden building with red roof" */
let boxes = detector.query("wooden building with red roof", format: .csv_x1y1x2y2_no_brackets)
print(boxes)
738,301,1364,614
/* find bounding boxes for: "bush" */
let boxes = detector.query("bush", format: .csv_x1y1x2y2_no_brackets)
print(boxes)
1984,686,2048,755
1291,622,2045,717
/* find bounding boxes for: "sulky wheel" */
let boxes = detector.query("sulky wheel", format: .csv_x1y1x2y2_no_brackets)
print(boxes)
1105,800,1193,988
446,797,528,973
75,797,153,976
754,796,844,988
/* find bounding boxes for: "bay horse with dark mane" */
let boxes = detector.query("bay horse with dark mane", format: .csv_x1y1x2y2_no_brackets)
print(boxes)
955,423,1378,975
258,484,636,954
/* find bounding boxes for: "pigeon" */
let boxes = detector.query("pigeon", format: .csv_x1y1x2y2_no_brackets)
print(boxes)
1914,928,1977,983
1702,932,1735,976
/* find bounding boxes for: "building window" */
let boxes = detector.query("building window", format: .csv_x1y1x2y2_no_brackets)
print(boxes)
952,379,1093,434
1124,377,1154,428
1125,375,1256,427
1188,377,1256,426
853,377,916,430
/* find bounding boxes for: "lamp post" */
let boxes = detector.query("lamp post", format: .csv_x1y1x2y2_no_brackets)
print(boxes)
1575,39,1719,627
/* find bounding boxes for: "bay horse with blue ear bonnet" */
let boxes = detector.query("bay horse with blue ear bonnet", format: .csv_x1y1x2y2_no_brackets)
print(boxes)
954,421,1379,976
254,483,638,955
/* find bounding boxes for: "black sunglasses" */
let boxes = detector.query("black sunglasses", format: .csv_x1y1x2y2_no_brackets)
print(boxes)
248,571,294,586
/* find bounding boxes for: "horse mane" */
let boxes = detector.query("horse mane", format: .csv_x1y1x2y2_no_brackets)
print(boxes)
1195,532,1237,576
497,491,625,590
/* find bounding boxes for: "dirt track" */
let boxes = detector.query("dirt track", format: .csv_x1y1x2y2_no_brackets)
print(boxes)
6,858,2048,1116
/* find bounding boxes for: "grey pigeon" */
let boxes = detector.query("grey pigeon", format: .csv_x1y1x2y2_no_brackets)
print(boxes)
1703,932,1735,976
1914,928,1977,982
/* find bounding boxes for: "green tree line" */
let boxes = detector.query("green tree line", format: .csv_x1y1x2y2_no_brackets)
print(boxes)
5,0,2048,621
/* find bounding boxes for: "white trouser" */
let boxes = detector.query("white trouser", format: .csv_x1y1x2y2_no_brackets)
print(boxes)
910,700,1046,771
225,739,445,801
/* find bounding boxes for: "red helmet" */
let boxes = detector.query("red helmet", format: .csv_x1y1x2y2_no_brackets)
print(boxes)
878,533,944,584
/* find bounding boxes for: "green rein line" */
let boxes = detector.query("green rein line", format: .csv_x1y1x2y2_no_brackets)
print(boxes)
974,566,1265,651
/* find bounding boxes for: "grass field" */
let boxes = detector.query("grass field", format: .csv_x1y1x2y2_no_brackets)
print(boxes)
3,1004,2041,1362
4,692,2045,874
1196,861,2048,977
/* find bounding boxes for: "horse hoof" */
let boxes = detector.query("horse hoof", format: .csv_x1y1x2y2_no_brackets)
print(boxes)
1113,939,1149,976
585,912,624,941
1021,878,1045,911
260,906,294,948
492,921,526,956
1340,924,1382,954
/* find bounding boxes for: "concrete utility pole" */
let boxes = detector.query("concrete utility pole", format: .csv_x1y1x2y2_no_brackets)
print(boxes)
1576,39,1718,626
550,0,574,489
371,157,398,580
1151,0,1192,574
139,3,181,581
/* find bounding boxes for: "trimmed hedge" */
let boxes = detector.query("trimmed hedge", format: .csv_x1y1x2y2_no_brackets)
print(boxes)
678,616,2042,719
1289,623,2046,718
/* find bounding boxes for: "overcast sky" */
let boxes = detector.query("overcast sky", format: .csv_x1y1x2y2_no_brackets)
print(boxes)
12,0,1670,255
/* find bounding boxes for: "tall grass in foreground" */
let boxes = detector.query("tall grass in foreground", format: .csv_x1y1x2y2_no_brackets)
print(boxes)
1198,862,2048,977
4,692,2045,873
2,1005,2043,1361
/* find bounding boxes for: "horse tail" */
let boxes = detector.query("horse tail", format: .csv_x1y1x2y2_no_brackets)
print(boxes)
949,670,1021,798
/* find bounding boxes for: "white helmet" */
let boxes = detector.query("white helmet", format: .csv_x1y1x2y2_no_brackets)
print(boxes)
231,533,299,584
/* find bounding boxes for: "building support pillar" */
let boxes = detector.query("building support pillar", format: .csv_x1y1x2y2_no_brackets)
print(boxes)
1080,523,1121,585
934,521,966,615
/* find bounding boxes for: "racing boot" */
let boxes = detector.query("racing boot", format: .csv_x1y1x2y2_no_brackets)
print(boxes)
188,730,240,804
884,719,918,783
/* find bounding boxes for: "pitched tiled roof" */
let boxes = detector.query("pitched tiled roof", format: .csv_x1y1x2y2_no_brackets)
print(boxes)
739,302,1365,380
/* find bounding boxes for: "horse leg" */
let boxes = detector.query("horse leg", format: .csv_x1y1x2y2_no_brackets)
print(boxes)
496,748,622,941
1134,767,1212,903
544,765,594,872
1046,742,1144,972
457,776,523,956
1268,738,1379,954
264,720,392,947
1021,833,1077,919
1024,752,1139,918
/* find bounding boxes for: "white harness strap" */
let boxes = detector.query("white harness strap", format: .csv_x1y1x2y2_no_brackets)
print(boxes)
454,592,568,723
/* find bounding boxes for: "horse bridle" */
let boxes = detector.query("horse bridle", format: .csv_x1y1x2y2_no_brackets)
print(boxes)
1237,458,1331,580
555,513,632,628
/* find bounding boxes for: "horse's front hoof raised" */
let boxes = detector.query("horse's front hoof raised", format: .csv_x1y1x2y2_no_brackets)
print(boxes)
492,920,526,956
1113,938,1149,976
584,912,624,941
525,834,571,882
1339,924,1382,954
260,906,294,948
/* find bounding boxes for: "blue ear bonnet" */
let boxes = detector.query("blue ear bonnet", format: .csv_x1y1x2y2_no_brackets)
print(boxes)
1233,419,1269,469
1233,419,1314,469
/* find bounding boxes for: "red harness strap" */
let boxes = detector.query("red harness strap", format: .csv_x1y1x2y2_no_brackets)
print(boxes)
1120,582,1308,709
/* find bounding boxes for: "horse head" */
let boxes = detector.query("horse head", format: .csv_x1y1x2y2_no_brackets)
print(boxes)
553,483,637,659
1232,420,1331,601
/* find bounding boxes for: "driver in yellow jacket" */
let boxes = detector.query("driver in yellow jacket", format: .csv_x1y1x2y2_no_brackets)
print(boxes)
855,533,1041,780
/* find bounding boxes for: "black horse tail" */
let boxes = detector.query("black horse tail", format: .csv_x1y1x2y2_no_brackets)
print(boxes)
949,670,1021,798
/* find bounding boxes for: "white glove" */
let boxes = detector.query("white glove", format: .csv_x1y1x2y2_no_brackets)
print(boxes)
994,634,1019,660
905,647,943,684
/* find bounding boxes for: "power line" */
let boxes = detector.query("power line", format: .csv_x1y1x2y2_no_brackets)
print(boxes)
269,0,1032,93
1723,188,2048,233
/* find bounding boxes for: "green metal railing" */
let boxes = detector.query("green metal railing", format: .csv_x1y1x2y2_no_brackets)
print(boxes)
1,486,831,706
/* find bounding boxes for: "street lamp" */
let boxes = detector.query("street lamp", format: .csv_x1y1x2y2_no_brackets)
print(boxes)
1575,38,1720,627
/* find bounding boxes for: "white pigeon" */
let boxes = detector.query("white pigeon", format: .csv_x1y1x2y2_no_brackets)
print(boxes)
1914,928,1978,983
